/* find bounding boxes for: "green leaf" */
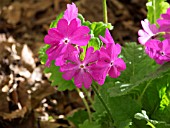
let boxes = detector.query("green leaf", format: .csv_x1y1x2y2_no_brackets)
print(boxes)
119,43,158,84
146,0,169,24
39,44,75,91
93,111,113,128
108,43,159,97
50,12,64,28
93,84,140,127
88,37,101,50
130,119,150,128
78,13,113,37
140,74,170,126
39,44,49,64
79,120,101,128
134,110,149,121
44,61,75,91
67,110,88,128
90,22,113,37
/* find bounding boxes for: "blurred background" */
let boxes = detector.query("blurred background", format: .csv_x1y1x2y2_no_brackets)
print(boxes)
0,0,165,127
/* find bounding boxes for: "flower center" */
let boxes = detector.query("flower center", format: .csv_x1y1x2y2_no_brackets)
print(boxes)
110,61,114,66
80,64,85,69
63,38,69,44
160,51,165,56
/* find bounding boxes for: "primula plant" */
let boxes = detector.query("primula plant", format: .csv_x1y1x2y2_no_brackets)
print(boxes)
39,0,170,128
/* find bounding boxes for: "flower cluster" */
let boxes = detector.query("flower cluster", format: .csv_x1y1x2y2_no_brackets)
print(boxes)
44,3,126,88
138,8,170,65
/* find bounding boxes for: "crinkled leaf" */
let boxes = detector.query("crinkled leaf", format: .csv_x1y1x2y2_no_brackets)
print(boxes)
93,112,112,128
67,110,88,128
88,37,101,50
147,0,169,24
79,120,101,128
136,74,170,127
108,42,159,97
50,12,64,28
93,84,140,127
39,43,75,91
135,110,149,121
90,22,113,37
78,13,113,37
119,43,158,84
39,45,49,64
44,61,75,91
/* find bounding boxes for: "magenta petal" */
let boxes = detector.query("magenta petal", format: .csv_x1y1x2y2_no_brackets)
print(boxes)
57,19,68,36
83,72,92,88
163,39,170,53
145,40,161,50
70,26,91,46
48,28,64,39
105,29,114,43
72,26,90,36
64,3,78,22
99,47,111,60
60,63,78,72
62,69,77,80
44,28,64,45
74,70,83,88
150,24,158,34
114,58,126,71
99,35,109,44
89,62,109,85
108,66,120,78
84,47,99,64
66,51,80,64
112,44,121,58
44,35,59,45
155,58,165,65
67,19,78,36
45,45,59,67
55,55,66,66
99,28,115,47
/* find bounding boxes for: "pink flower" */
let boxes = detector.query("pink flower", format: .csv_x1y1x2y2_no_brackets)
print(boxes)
94,44,126,85
63,3,81,26
44,18,90,66
138,19,159,45
99,28,115,47
145,39,170,64
60,47,99,88
92,30,126,85
157,8,170,38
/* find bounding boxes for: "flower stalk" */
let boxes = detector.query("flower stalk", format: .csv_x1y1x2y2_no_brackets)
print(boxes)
82,87,93,105
103,0,108,24
92,84,114,123
76,88,92,122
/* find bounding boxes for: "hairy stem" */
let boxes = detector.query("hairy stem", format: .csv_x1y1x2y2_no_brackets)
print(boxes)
103,0,108,23
82,87,93,105
92,84,114,122
76,88,92,122
138,80,152,103
152,0,156,24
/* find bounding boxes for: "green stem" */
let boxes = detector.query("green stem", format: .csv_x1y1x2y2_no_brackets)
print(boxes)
82,87,93,105
138,80,152,103
76,88,92,122
102,0,108,24
152,0,156,24
91,84,114,122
